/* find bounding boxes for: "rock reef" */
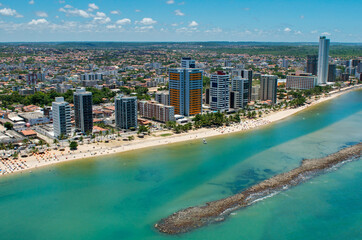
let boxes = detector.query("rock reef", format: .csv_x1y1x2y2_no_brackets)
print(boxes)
155,143,362,234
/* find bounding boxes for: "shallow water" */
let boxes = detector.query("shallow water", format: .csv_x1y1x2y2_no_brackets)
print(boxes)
0,90,361,240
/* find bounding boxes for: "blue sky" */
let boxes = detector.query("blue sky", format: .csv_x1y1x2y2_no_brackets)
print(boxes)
0,0,360,42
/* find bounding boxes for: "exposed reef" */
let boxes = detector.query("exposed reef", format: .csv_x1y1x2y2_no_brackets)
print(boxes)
155,143,362,234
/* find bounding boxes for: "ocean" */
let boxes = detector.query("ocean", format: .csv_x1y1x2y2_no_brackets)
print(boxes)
0,89,361,240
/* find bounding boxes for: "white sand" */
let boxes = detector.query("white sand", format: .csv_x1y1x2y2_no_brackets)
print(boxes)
1,84,361,177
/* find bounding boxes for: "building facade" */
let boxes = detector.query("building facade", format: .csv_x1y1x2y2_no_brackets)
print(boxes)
307,55,318,76
260,75,278,104
286,75,317,90
328,64,336,82
73,88,93,134
52,97,71,139
138,101,175,123
155,91,170,106
317,36,330,85
230,77,249,109
115,95,137,129
209,71,230,112
169,58,203,116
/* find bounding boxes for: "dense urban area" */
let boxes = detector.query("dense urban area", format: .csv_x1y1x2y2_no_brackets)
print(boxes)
0,39,361,174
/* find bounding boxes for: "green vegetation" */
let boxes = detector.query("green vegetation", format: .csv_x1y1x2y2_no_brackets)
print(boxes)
160,133,173,137
138,125,150,134
0,87,117,108
4,122,13,130
69,141,78,150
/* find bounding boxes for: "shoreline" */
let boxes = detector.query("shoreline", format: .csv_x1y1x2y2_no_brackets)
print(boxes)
155,142,362,234
1,84,361,177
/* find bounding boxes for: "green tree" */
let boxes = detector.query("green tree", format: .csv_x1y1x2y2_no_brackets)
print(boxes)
4,122,13,130
69,141,78,150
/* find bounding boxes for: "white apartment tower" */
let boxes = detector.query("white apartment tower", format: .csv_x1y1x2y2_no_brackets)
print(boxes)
317,36,330,85
231,77,249,108
210,71,230,112
52,97,71,139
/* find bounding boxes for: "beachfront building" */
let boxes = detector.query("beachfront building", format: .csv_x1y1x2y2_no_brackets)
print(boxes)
232,69,253,101
286,74,317,90
115,94,137,129
317,36,330,85
230,76,249,109
73,88,93,135
307,55,318,76
169,58,203,116
210,71,230,112
138,101,175,123
52,97,71,139
328,64,336,82
260,75,278,104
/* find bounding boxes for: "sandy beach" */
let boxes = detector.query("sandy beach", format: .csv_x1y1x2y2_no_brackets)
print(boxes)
1,84,361,177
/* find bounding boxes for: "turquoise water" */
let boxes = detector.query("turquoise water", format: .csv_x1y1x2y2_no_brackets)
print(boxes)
0,90,361,240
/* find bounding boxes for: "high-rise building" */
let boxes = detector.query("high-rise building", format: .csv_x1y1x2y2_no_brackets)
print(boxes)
241,70,253,102
155,92,170,106
251,85,260,101
52,97,71,139
115,94,137,129
138,101,175,123
73,88,93,134
317,36,330,85
210,71,229,112
282,59,289,68
328,64,336,82
357,62,362,73
231,77,249,109
286,74,317,90
307,55,318,76
233,69,253,102
169,58,203,116
260,75,278,104
181,57,196,68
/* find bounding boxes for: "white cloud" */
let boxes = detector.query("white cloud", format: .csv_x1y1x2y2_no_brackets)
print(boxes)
36,11,48,18
110,10,120,15
205,27,222,33
93,12,110,24
59,8,91,18
243,8,250,11
284,27,291,32
106,24,116,29
0,3,2,7
311,30,317,34
88,3,99,11
28,18,48,25
171,23,178,27
139,18,157,25
0,8,23,18
300,15,304,19
174,9,184,16
294,30,302,35
116,18,131,25
176,27,198,33
166,0,175,4
64,5,72,9
188,21,198,27
135,9,141,12
321,32,331,36
178,1,185,5
135,25,154,32
29,0,35,4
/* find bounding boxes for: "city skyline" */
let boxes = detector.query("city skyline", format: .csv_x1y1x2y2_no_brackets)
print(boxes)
0,0,361,42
